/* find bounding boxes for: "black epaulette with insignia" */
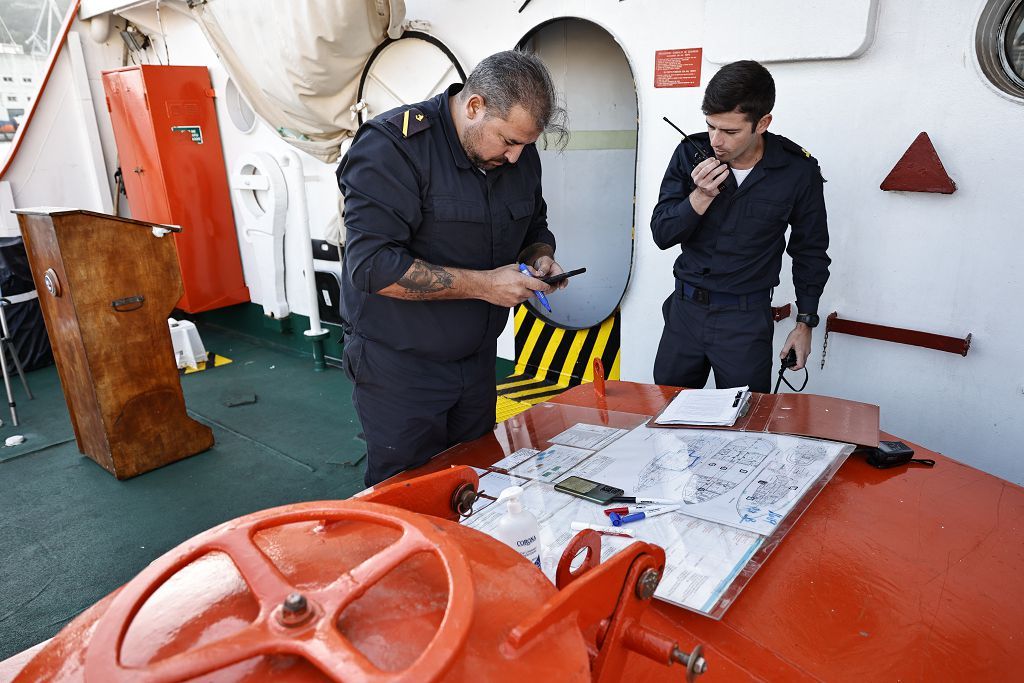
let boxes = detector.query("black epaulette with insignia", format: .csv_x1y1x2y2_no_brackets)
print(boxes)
779,135,816,162
385,107,430,138
778,135,826,181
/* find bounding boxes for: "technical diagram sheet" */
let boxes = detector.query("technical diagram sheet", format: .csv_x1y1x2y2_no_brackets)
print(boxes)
573,425,854,535
464,480,764,613
548,423,629,450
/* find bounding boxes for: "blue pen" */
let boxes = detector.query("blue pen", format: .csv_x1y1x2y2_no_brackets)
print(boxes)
518,263,552,312
610,505,680,526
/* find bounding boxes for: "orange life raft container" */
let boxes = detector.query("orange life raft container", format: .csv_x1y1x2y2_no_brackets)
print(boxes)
12,467,705,682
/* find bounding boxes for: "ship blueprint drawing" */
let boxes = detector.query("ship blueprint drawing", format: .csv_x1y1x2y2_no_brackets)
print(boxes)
463,422,853,617
576,425,853,535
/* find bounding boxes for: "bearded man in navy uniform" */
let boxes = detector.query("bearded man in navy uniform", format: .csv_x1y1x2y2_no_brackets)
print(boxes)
338,51,569,486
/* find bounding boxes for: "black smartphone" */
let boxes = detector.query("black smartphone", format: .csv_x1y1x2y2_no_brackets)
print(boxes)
554,475,624,504
540,267,586,286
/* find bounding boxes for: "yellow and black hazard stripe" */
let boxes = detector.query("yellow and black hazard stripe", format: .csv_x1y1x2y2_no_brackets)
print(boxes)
180,353,232,375
496,305,620,416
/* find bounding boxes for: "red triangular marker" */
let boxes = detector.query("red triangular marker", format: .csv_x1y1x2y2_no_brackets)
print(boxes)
880,132,956,194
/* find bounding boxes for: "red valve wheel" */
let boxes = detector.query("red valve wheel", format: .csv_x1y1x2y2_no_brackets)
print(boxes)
84,501,475,683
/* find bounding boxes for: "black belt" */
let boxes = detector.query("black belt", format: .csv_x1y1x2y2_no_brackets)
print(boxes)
679,281,769,307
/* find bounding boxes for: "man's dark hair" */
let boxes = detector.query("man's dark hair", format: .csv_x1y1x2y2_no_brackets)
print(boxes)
702,60,775,128
461,50,569,149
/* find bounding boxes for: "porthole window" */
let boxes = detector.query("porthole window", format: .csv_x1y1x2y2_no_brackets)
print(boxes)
977,0,1024,98
1005,1,1024,81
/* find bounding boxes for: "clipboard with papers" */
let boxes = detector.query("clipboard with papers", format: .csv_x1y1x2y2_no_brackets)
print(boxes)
651,386,752,427
649,390,881,448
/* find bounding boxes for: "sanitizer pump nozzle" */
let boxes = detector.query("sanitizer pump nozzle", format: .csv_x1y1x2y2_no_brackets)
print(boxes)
495,486,541,568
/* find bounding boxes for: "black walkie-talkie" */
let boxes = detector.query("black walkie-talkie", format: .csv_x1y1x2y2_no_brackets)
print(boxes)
865,441,936,469
773,348,806,394
662,116,730,192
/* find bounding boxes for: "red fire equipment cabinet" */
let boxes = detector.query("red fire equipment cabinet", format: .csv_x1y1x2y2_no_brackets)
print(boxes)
102,65,249,313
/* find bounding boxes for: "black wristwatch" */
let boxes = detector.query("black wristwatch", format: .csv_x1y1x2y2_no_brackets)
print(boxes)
796,313,820,328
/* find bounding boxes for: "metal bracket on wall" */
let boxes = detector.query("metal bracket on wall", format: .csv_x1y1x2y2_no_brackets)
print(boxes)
821,311,971,369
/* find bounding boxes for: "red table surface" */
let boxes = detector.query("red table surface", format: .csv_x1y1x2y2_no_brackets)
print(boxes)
389,381,1024,681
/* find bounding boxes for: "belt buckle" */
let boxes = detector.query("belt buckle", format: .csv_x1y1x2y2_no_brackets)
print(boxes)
692,286,710,305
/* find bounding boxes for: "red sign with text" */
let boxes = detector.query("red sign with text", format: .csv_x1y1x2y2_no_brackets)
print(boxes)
654,48,702,88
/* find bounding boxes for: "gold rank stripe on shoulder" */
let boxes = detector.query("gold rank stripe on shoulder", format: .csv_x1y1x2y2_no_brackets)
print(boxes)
802,148,811,157
495,305,621,418
386,107,429,138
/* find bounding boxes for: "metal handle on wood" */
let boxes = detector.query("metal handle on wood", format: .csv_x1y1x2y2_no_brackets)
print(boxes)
111,295,145,312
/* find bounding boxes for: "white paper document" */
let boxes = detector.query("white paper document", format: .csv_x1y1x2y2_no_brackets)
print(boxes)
509,444,595,482
646,512,763,612
656,386,750,426
465,477,579,530
549,423,628,450
472,471,532,513
491,447,541,471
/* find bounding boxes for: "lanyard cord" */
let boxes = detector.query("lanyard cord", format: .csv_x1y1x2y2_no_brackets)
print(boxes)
773,367,809,393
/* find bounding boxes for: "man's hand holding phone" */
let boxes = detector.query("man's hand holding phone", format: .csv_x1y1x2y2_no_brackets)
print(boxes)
540,267,586,287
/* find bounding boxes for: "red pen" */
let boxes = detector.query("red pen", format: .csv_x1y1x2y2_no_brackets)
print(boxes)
604,506,629,516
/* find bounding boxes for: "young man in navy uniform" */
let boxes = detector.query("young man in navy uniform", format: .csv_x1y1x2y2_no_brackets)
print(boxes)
651,60,830,393
338,51,569,486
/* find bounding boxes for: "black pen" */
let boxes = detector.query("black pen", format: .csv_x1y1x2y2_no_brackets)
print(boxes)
609,496,678,504
732,391,743,407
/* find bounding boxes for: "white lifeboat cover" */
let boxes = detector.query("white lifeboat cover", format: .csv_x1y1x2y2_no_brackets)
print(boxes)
189,0,406,163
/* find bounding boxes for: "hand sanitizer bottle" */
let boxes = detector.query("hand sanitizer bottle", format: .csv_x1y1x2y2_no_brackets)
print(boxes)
494,486,541,568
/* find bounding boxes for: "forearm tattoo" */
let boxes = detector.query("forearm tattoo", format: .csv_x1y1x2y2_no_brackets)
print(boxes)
396,259,455,298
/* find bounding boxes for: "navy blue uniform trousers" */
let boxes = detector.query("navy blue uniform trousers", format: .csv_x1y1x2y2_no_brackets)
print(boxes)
343,334,496,487
653,283,774,393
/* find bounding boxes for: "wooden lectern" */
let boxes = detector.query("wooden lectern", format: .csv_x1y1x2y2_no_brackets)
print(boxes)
14,208,214,478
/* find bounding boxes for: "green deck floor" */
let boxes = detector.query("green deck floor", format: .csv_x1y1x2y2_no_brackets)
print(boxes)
0,324,367,659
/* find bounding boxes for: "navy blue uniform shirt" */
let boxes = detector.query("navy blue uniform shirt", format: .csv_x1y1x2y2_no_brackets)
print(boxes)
650,131,830,315
338,84,555,361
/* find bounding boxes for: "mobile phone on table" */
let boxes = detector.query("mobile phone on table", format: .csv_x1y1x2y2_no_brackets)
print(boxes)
554,475,624,504
540,267,587,286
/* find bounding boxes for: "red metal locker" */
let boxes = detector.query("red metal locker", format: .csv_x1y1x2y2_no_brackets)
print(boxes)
102,65,249,313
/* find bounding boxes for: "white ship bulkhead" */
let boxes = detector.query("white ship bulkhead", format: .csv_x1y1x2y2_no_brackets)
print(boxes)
2,0,1022,484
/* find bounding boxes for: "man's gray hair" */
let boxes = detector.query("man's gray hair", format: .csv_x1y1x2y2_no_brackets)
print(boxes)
461,50,569,149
